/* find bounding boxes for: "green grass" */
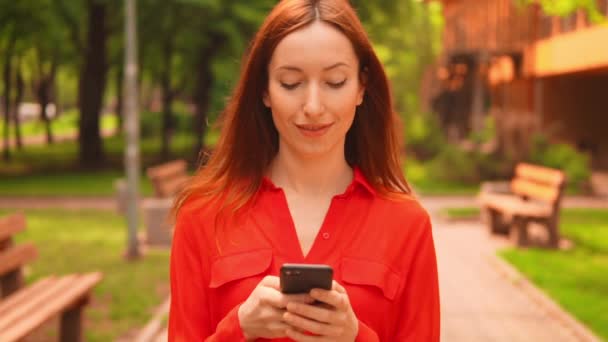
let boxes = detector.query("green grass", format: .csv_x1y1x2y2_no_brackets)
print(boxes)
496,209,608,340
441,207,481,219
0,171,154,197
0,209,170,342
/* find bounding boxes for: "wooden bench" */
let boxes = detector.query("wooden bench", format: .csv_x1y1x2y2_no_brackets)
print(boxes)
478,163,566,248
0,213,103,342
146,159,190,198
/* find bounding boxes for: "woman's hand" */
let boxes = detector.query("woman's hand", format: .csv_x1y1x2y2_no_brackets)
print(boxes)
283,281,358,342
238,276,315,341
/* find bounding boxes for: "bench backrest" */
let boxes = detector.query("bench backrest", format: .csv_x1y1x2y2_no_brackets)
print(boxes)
511,163,566,205
0,213,38,298
146,159,190,198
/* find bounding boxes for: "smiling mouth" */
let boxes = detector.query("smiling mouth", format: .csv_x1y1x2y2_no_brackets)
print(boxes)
295,123,333,137
295,123,333,131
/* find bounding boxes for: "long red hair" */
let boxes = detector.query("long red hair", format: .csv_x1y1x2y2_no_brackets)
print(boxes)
174,0,411,216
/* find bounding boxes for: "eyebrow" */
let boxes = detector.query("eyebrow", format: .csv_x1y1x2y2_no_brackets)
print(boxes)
276,62,350,72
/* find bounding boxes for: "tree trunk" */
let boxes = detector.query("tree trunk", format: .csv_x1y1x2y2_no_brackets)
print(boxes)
78,0,108,168
160,38,174,161
13,63,24,150
161,70,174,161
2,34,16,162
37,60,57,145
192,35,222,163
115,65,123,136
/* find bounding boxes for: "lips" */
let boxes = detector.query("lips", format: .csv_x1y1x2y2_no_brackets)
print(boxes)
295,123,333,131
295,123,333,137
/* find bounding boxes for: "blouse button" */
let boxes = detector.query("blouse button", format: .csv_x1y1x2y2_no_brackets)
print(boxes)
322,232,330,240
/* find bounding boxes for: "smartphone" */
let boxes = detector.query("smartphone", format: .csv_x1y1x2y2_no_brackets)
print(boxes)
280,263,333,294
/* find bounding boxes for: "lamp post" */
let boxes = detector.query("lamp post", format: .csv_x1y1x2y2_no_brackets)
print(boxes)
124,0,141,259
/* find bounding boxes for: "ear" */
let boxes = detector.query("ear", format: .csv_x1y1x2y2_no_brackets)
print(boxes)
357,67,368,106
263,90,271,108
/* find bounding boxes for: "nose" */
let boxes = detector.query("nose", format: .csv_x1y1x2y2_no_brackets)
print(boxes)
303,83,324,117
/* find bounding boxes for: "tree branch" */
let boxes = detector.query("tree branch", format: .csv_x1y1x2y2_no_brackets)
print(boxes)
53,0,84,53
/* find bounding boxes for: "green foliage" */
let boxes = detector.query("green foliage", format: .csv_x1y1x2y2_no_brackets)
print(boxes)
405,158,480,195
0,209,170,342
354,0,444,128
405,112,445,161
139,110,191,138
516,0,606,23
501,208,608,340
0,109,115,139
528,134,591,191
426,145,479,183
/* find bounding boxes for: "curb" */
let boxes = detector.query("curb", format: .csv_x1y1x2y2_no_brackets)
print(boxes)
134,296,171,342
488,253,603,342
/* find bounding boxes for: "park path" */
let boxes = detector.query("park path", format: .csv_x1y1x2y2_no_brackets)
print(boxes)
427,216,600,341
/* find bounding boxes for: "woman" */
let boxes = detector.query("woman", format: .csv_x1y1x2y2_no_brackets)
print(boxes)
169,0,440,341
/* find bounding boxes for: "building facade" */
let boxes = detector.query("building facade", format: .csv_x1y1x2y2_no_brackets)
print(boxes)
427,0,608,169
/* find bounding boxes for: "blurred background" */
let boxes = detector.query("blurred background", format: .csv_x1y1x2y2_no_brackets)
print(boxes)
0,0,606,341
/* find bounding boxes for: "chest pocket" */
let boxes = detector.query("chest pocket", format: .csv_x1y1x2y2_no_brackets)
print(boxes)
340,257,402,301
209,249,273,288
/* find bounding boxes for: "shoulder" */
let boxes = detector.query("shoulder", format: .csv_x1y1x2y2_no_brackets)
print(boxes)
372,193,431,231
173,197,221,249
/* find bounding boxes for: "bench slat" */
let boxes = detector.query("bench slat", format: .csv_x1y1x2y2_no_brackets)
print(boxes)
0,213,26,243
0,243,38,277
158,174,190,197
0,274,78,332
0,272,102,342
511,178,560,203
0,276,56,317
516,163,565,187
146,160,187,180
480,193,552,217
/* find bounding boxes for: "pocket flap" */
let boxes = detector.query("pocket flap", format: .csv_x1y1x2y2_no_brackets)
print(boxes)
210,249,273,288
341,257,402,300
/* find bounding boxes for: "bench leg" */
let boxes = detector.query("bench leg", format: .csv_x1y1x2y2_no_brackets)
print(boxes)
487,208,509,235
547,217,560,249
0,269,23,298
512,216,530,247
60,301,85,342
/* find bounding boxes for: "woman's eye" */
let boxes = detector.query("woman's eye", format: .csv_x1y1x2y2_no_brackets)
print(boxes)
328,79,347,89
280,82,300,90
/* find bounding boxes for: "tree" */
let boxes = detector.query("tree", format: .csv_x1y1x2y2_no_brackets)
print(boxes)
54,0,121,168
184,0,274,161
138,0,274,162
0,1,37,158
139,0,191,160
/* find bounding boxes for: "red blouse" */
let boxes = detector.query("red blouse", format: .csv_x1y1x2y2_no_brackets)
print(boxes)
169,168,440,341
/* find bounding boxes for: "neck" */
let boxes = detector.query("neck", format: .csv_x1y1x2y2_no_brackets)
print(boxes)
268,142,353,198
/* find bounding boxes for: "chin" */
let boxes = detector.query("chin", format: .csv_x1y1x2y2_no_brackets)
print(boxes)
294,143,337,159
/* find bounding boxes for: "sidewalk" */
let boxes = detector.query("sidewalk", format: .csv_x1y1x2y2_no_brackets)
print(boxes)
419,197,602,342
430,219,584,341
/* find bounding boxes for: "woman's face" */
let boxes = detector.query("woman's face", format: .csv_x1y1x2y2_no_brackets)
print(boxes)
264,21,365,160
